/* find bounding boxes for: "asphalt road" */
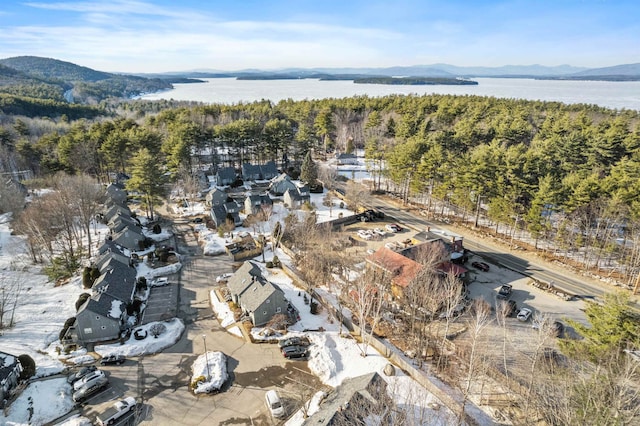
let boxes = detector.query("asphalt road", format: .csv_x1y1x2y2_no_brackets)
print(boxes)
366,194,632,305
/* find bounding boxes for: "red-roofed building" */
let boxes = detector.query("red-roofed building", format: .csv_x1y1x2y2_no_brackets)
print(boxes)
365,245,467,300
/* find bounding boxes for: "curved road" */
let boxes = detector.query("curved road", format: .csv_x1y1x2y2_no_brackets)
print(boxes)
367,194,639,309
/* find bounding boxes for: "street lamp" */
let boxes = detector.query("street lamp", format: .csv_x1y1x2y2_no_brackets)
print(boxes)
202,334,211,380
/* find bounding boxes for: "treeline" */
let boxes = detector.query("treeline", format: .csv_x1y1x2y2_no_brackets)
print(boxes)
353,77,478,85
3,92,640,282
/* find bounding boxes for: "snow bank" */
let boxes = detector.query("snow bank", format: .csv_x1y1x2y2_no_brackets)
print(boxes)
191,351,228,394
3,378,74,426
95,318,185,357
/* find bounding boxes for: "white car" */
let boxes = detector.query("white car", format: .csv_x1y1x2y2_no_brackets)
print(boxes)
73,369,106,390
265,390,285,418
517,308,533,322
385,224,400,233
373,228,386,236
357,230,373,240
216,273,233,283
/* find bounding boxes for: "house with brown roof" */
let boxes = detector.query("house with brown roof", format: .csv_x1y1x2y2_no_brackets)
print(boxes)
365,247,422,299
366,244,467,300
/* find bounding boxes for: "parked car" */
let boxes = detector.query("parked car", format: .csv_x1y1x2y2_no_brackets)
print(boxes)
73,369,106,390
472,261,490,272
373,228,386,237
216,273,233,283
72,376,109,403
278,335,310,348
517,307,533,322
265,390,285,418
357,230,373,240
67,365,97,384
282,345,309,359
100,354,126,366
496,299,517,317
385,224,402,233
496,284,512,299
96,396,137,426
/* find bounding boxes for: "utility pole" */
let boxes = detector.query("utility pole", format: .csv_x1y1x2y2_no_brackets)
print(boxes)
202,334,211,379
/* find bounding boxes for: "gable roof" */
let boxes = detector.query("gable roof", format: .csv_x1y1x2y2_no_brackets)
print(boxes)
366,247,422,288
246,194,273,206
98,240,125,256
205,188,228,206
111,227,146,251
216,167,236,183
226,261,264,297
303,372,387,425
260,161,278,179
78,292,124,320
241,163,261,179
92,264,137,302
240,278,285,312
95,251,131,273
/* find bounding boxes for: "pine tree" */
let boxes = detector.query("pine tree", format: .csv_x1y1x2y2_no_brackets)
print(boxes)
126,148,166,221
300,151,318,186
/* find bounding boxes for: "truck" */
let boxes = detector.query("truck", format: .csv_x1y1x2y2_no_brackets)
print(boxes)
96,396,136,426
496,284,513,300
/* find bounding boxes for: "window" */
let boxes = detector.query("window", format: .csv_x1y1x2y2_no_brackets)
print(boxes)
84,328,93,334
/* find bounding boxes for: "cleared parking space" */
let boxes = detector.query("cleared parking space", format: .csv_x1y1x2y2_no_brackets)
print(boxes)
141,283,179,324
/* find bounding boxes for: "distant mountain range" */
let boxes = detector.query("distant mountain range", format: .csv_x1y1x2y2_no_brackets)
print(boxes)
151,63,640,81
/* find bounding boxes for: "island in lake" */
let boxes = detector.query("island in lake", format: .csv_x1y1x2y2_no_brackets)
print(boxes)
353,77,478,85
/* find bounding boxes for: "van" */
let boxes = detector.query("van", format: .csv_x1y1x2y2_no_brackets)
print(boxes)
265,390,285,418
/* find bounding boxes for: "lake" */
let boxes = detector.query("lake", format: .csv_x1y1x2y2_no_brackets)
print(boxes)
139,77,640,111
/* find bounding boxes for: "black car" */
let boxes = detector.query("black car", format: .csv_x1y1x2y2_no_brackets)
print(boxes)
278,336,310,349
67,365,97,384
100,354,126,365
496,284,513,300
281,345,309,359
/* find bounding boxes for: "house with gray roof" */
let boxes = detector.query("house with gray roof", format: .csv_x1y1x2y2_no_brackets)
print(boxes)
215,167,237,186
106,182,127,199
0,351,22,406
109,214,142,234
303,372,391,425
95,251,132,273
241,163,262,181
97,240,124,257
110,226,147,252
205,188,228,207
269,173,298,196
74,292,126,344
92,265,137,302
244,194,273,215
284,185,311,209
336,152,358,165
226,261,264,302
225,261,291,326
103,204,132,224
210,201,242,228
260,161,278,180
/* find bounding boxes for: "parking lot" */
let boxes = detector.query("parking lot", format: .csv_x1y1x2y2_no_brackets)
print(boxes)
80,218,325,426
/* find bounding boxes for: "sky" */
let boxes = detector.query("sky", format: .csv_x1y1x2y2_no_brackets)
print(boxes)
0,0,638,74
